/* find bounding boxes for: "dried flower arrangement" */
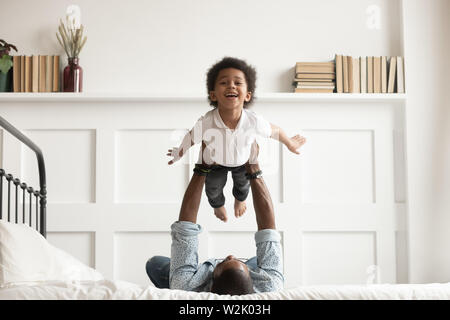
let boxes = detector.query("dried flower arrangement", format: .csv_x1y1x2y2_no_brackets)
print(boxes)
56,17,87,58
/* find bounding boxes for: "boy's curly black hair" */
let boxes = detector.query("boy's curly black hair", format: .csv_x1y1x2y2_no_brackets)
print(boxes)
206,57,257,108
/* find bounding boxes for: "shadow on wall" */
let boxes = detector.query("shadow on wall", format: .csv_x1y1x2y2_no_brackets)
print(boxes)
276,66,295,92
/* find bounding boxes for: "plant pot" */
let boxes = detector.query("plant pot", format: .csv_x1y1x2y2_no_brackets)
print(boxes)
0,69,12,92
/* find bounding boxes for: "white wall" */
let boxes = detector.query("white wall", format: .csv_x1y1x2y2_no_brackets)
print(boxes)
402,0,450,283
1,0,450,284
1,0,402,93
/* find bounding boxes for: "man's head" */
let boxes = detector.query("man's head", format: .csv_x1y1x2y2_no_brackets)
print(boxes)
211,255,254,295
206,57,257,109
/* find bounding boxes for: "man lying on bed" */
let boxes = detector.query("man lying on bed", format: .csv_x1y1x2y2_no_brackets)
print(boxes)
145,142,283,295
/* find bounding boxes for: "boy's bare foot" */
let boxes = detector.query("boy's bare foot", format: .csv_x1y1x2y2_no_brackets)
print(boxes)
214,206,228,222
234,199,246,218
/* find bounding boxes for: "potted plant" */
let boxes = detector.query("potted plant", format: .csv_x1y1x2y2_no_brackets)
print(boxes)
0,40,18,92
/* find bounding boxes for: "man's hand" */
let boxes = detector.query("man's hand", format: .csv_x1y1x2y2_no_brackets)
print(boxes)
286,134,306,155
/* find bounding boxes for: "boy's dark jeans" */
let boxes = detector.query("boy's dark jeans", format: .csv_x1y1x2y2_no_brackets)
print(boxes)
205,164,250,208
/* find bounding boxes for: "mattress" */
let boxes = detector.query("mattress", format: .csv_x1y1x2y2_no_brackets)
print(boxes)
1,280,450,300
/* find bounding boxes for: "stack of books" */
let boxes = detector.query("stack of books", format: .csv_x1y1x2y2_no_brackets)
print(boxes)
293,61,336,93
334,54,405,93
12,55,60,92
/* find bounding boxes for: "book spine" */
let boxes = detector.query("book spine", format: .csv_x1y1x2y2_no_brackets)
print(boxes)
53,55,60,92
367,57,373,93
20,56,25,92
347,56,354,93
297,81,336,86
388,56,397,93
343,56,349,93
24,56,32,92
396,56,404,93
296,68,335,73
381,56,387,93
295,88,334,93
296,85,335,89
39,55,46,92
293,79,334,82
45,55,52,92
13,55,21,92
335,54,343,93
295,73,335,79
373,56,381,93
360,57,367,93
353,58,360,93
32,55,39,93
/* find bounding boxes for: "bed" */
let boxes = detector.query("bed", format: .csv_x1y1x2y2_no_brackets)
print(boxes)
1,115,450,300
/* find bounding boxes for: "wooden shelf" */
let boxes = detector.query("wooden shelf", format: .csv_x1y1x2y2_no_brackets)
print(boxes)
0,92,407,103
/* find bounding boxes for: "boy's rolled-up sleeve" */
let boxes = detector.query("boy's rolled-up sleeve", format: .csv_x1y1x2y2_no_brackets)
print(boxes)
169,221,202,290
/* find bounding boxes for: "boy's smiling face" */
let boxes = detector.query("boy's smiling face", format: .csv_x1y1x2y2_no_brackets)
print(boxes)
209,68,252,111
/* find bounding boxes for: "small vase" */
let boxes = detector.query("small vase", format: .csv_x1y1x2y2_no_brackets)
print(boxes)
63,57,83,92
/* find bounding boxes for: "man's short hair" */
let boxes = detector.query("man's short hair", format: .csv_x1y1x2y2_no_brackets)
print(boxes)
211,268,254,295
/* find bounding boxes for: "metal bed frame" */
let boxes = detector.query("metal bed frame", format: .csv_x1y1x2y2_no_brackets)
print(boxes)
0,115,47,238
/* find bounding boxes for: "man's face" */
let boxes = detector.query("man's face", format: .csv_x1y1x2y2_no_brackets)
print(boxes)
213,255,250,279
209,68,252,111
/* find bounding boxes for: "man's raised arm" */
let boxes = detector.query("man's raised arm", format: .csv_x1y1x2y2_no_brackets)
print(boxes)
170,145,210,290
245,143,276,230
177,172,206,223
177,142,209,223
245,142,283,292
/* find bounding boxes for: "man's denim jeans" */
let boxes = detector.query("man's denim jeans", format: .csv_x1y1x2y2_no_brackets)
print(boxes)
145,256,258,289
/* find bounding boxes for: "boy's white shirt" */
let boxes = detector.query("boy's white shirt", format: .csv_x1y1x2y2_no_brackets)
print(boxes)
191,108,272,167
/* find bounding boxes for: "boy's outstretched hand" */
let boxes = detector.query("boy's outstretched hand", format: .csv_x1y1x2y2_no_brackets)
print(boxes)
167,147,183,165
287,135,306,154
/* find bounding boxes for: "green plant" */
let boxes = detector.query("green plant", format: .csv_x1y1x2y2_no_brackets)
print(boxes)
56,18,87,58
0,40,18,74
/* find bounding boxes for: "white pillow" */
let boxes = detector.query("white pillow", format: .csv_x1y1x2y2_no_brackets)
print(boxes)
0,220,103,285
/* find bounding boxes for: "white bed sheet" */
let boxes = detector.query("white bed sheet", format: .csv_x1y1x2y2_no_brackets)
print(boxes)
1,280,450,300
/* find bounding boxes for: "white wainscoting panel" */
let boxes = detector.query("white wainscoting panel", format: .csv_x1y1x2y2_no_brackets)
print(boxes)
0,95,407,288
113,231,171,285
302,231,377,285
300,130,375,204
47,231,96,268
393,129,407,203
115,129,189,203
22,130,96,204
